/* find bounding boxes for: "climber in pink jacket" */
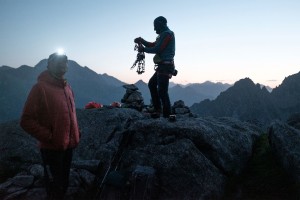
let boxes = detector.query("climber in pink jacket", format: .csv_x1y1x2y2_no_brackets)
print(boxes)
21,52,80,199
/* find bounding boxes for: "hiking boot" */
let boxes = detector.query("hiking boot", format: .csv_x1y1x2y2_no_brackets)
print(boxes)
151,112,161,119
163,114,176,122
168,114,176,122
146,107,161,114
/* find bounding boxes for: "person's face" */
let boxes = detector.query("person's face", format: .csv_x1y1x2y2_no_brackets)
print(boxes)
154,22,161,34
48,59,68,77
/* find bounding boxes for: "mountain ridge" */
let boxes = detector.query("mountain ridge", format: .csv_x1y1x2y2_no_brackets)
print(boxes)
0,60,230,123
190,72,300,125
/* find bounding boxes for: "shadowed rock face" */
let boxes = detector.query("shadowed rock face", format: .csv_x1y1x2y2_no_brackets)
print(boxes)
0,108,262,199
269,120,300,187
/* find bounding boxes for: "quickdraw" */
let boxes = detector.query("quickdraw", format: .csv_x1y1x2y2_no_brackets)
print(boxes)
131,43,145,74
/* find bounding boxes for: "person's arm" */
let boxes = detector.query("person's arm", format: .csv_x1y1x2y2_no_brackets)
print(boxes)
141,39,156,47
20,85,52,143
134,37,155,47
70,87,81,139
144,32,172,54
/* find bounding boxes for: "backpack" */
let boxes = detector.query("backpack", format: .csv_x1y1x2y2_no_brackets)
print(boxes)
93,164,158,200
92,129,158,200
129,165,157,200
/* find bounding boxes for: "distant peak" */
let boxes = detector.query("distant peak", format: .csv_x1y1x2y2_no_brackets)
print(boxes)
173,84,183,88
234,77,255,87
68,60,80,66
34,59,48,69
0,65,14,71
19,65,32,70
19,65,31,68
202,81,214,85
135,79,146,84
101,73,115,78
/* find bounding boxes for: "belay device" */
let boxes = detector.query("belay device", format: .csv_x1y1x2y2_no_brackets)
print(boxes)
130,43,145,74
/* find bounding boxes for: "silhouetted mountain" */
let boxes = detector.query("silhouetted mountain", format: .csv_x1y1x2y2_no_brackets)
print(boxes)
35,59,127,106
271,72,300,119
139,80,230,106
101,73,125,87
133,80,151,104
264,85,273,92
131,80,230,106
0,60,230,123
169,84,207,106
187,81,231,97
191,73,300,125
171,81,231,105
0,60,126,123
169,81,185,88
0,65,42,124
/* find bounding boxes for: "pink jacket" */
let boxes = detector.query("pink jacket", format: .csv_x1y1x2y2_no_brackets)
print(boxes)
20,70,80,150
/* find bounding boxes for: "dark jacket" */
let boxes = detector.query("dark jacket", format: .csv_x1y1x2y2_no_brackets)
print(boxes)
142,26,175,62
20,70,80,150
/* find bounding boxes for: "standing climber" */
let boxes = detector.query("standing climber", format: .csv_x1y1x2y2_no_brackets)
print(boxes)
134,16,176,118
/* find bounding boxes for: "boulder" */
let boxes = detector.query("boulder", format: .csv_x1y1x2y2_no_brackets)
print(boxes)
268,121,300,187
0,107,262,199
0,164,95,200
0,121,40,176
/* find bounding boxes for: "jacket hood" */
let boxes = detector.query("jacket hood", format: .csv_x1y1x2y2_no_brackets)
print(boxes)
38,70,67,87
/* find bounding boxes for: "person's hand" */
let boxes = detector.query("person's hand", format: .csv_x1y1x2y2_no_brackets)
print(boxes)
138,45,144,52
134,37,143,44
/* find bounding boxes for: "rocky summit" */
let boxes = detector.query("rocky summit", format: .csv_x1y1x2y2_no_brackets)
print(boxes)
0,108,299,199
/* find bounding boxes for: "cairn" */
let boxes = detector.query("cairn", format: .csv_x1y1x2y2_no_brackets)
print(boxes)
121,84,144,111
172,100,191,115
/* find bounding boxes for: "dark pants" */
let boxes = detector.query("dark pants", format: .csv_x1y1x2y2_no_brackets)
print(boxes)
148,70,171,117
41,148,73,200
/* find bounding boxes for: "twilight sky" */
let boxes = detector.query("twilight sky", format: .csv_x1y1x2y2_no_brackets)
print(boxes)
1,0,299,88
